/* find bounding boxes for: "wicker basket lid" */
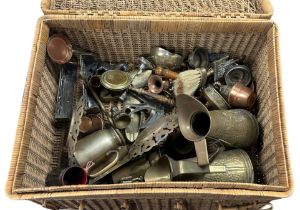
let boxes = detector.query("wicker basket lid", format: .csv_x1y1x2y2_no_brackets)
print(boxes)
41,0,273,19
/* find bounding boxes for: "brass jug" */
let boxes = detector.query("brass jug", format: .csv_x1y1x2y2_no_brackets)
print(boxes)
176,94,259,166
209,109,259,149
145,149,254,183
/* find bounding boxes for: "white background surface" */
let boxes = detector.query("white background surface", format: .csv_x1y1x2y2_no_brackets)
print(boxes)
0,0,299,209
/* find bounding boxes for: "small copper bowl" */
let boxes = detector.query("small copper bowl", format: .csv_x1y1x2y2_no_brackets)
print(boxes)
47,34,73,64
228,83,256,109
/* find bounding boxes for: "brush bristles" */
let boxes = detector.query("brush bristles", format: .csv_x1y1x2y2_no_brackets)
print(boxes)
174,70,202,96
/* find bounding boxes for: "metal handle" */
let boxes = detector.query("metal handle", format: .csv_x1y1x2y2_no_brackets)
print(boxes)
89,150,119,178
194,139,209,166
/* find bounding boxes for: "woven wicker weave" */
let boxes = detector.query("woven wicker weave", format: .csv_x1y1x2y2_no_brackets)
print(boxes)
6,0,292,209
41,0,273,18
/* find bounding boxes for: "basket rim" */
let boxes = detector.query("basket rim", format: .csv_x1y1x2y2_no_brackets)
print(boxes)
6,17,292,201
41,0,273,19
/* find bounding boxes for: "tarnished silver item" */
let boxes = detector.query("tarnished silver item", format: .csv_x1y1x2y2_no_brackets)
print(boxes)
188,48,209,69
67,96,85,166
125,112,143,142
138,57,154,71
131,70,152,88
129,113,178,159
55,63,77,122
211,55,240,82
145,149,254,183
224,65,251,86
123,94,165,129
73,127,130,183
203,85,230,110
150,47,183,70
124,95,145,142
111,106,131,129
73,128,125,167
112,151,160,183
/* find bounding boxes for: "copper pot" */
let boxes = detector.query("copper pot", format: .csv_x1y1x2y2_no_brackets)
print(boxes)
220,83,256,109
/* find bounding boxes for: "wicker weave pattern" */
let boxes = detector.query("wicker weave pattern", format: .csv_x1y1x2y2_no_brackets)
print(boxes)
36,197,272,210
20,66,67,188
49,0,262,14
63,30,264,64
6,17,291,209
252,41,279,186
15,22,281,188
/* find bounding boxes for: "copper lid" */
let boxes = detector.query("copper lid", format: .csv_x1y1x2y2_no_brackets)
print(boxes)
100,70,131,91
47,34,73,64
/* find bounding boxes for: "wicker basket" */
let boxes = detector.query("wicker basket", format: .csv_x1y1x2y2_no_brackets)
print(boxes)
6,0,292,209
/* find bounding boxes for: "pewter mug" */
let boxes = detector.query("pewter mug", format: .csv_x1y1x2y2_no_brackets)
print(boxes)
74,128,125,177
145,149,254,183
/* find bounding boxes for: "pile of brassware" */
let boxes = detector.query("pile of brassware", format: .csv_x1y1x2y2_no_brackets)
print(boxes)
46,33,260,186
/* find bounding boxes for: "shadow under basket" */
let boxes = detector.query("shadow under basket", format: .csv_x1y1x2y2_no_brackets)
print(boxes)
6,16,292,210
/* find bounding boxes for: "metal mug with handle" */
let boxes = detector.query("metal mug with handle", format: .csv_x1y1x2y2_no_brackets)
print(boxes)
73,127,126,177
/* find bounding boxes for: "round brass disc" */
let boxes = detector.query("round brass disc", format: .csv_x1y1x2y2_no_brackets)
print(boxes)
100,70,131,91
